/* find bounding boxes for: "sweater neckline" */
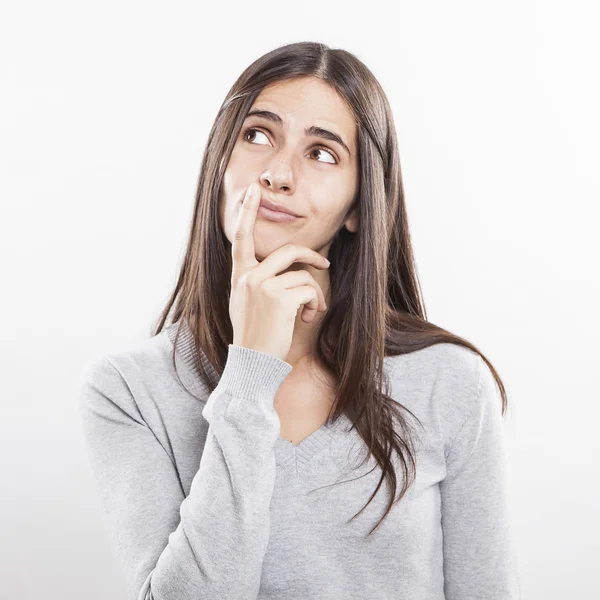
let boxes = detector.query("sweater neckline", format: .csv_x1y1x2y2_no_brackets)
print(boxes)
164,320,355,469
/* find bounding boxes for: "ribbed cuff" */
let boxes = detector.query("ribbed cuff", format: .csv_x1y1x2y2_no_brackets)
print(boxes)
213,344,293,401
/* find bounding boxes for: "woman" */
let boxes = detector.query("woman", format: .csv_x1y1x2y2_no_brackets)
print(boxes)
78,41,521,599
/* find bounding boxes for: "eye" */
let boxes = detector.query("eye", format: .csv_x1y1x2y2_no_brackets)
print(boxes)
243,127,270,146
308,147,337,165
242,127,338,165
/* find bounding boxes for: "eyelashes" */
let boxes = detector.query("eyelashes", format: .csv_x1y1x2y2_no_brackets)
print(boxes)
241,126,338,165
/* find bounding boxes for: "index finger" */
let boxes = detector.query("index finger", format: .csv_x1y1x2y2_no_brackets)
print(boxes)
231,183,261,277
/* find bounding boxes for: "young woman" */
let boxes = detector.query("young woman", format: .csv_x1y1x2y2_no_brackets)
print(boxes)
79,41,521,599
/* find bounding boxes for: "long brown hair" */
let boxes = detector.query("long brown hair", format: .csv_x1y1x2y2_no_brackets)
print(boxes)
151,41,508,536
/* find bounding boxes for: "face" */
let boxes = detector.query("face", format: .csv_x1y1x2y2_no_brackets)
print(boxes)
218,76,359,263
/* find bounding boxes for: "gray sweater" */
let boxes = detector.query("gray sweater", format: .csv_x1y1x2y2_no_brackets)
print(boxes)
77,320,521,599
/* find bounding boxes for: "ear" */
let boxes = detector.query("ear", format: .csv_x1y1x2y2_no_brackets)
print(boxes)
344,207,359,233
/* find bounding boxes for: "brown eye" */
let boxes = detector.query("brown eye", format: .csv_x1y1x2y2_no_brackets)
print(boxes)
243,128,270,145
243,127,338,165
309,147,337,164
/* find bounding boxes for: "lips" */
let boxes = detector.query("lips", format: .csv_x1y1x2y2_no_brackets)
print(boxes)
259,197,302,218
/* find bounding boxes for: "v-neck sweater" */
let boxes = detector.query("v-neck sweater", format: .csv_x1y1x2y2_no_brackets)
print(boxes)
77,320,521,600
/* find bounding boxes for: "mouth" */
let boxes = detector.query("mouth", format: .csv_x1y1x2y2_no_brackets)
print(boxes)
259,197,302,218
257,203,301,223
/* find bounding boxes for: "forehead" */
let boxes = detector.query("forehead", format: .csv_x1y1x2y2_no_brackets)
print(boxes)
251,77,357,149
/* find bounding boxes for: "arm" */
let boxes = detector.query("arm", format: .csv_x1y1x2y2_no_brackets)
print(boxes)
78,344,291,600
439,357,521,599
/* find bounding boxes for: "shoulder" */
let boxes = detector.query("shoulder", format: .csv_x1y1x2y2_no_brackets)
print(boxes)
386,342,483,393
83,327,171,381
385,343,494,448
77,327,174,417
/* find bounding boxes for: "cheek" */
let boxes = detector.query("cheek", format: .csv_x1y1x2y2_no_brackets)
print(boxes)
220,169,240,212
310,187,344,220
217,179,242,241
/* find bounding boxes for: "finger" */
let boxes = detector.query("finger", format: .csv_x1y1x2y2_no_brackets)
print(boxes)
285,286,320,321
301,307,317,323
255,244,330,281
271,270,327,312
231,183,261,277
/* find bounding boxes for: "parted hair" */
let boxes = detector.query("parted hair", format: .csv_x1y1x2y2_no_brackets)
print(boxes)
152,41,508,536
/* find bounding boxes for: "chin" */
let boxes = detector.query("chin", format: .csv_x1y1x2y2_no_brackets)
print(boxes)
252,236,293,262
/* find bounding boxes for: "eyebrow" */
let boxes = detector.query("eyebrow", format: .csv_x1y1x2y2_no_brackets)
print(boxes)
245,109,352,158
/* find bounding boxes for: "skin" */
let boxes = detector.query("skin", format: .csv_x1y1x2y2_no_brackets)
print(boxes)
218,75,359,370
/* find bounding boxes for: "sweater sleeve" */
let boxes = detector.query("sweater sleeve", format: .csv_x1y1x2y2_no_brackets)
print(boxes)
439,357,521,600
77,343,292,600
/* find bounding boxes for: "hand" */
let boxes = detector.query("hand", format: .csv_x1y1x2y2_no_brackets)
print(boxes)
229,183,330,362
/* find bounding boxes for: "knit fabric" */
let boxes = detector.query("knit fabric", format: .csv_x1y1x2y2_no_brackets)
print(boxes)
78,320,521,599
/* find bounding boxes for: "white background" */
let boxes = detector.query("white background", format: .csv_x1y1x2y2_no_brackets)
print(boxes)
2,1,598,598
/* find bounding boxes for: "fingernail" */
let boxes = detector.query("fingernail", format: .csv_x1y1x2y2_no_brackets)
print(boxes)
249,183,259,197
324,258,331,266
